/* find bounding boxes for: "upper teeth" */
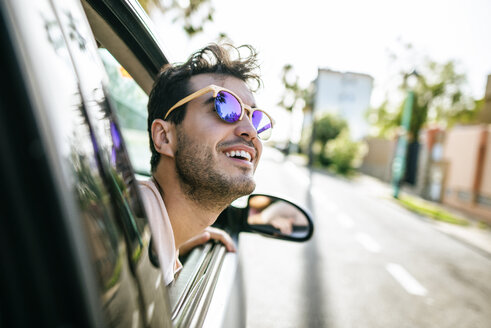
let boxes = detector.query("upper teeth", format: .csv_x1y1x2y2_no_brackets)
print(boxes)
225,150,252,162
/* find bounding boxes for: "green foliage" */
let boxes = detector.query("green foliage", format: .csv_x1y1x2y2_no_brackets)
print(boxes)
323,130,367,175
446,97,484,125
366,100,399,139
314,113,347,145
368,50,479,139
309,113,346,166
309,114,365,175
398,195,469,226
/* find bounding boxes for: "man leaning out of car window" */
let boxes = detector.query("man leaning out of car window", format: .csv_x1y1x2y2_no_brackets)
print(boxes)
139,43,272,285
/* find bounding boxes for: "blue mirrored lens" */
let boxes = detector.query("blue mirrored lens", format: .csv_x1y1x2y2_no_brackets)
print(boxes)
251,110,272,140
215,91,241,123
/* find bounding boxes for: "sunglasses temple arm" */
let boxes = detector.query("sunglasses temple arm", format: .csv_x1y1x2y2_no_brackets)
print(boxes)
165,86,216,119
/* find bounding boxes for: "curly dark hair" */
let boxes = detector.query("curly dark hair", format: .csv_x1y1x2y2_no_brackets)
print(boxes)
147,43,262,172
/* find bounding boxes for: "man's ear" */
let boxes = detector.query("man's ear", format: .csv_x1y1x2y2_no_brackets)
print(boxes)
151,119,176,158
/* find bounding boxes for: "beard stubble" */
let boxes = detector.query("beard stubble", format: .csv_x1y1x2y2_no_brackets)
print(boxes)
174,129,256,211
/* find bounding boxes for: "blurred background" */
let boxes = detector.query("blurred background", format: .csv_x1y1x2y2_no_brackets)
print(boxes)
133,0,491,326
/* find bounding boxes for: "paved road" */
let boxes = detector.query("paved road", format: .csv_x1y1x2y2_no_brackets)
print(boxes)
240,147,491,328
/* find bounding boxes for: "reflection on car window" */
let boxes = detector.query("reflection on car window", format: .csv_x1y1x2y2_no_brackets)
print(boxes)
55,4,172,323
66,53,149,266
68,101,141,327
54,6,149,266
99,49,151,174
42,1,144,325
91,93,149,265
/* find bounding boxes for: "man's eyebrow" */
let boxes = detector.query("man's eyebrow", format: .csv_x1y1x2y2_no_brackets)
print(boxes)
202,93,257,108
203,96,215,105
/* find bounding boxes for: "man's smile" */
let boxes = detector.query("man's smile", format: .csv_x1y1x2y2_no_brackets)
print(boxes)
220,144,256,164
225,150,252,162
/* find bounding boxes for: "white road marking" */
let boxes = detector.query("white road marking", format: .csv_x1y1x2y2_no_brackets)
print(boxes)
132,311,139,328
355,232,381,253
155,273,162,289
336,213,354,229
147,302,155,322
386,263,427,296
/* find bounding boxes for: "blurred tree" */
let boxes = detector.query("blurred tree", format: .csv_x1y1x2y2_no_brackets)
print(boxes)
278,64,314,113
139,0,214,37
312,113,347,166
314,113,347,145
366,100,399,138
277,64,315,155
323,130,367,175
450,98,484,124
368,56,480,140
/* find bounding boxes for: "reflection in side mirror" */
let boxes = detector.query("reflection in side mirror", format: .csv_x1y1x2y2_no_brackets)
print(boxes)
246,194,313,242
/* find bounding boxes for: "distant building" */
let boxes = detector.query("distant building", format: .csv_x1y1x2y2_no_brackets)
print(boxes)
313,68,373,140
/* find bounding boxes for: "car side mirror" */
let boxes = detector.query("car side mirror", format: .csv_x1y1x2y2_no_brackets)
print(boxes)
244,194,314,242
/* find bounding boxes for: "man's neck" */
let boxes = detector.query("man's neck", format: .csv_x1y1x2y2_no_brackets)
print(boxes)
152,171,223,249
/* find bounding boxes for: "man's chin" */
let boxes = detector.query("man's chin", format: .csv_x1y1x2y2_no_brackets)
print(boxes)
237,178,256,196
224,172,254,195
243,182,256,196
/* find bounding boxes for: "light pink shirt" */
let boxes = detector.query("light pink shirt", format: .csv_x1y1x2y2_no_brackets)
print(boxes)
139,179,182,285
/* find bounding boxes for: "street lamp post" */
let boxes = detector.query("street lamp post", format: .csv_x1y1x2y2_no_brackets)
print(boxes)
392,70,418,198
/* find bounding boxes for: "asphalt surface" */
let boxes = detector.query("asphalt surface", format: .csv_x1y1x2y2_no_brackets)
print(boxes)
240,147,491,328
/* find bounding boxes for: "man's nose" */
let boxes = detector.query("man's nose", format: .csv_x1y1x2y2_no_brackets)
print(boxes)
234,114,258,141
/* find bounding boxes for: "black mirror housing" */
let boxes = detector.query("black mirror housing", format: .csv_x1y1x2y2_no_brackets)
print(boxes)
244,194,314,242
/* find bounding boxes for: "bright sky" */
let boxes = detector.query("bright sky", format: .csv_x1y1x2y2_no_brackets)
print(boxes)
151,0,491,140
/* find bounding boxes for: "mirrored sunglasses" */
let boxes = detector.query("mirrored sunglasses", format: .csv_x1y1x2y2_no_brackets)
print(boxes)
164,84,274,140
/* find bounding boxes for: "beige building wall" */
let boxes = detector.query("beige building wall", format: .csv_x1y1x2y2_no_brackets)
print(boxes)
359,137,396,182
443,126,483,191
442,125,491,222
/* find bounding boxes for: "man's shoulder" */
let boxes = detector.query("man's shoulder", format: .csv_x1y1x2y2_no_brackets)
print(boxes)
137,178,159,203
137,178,167,209
138,178,160,195
137,178,155,188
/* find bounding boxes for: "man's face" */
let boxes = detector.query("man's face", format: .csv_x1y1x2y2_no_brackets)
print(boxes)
173,73,263,208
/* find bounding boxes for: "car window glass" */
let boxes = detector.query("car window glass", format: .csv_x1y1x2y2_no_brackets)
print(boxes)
90,94,149,264
15,1,143,325
71,123,142,327
99,48,151,174
52,0,149,263
54,3,172,325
